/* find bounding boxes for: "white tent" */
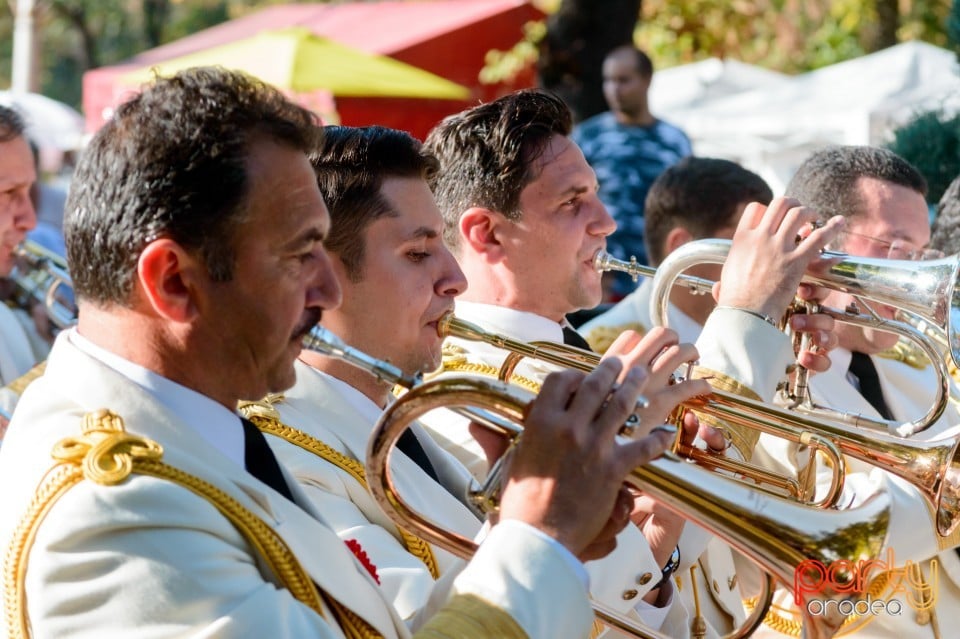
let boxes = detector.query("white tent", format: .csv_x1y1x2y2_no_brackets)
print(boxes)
663,41,960,193
0,90,85,172
649,57,789,115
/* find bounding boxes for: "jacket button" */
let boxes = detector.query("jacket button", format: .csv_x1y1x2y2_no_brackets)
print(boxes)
637,572,653,585
622,589,639,600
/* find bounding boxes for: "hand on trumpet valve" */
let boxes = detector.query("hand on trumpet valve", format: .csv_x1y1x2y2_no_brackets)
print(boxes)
715,197,845,322
496,358,676,559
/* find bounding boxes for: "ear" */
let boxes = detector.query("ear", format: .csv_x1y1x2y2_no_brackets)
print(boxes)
664,226,695,256
459,207,505,260
136,239,202,322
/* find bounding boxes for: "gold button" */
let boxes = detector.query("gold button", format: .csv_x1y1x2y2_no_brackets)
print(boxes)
637,572,653,585
712,579,720,593
622,589,639,600
727,575,738,590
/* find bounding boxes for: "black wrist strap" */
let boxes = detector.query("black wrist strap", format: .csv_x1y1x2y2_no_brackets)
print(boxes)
654,545,681,590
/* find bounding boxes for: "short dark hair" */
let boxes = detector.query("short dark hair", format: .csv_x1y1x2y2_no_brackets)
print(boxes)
605,45,653,78
311,125,439,281
424,89,573,252
931,174,960,256
0,105,27,143
64,67,323,306
785,145,928,223
644,157,772,265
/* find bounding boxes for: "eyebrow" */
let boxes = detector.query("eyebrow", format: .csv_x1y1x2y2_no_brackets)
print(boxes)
286,227,326,251
402,226,439,241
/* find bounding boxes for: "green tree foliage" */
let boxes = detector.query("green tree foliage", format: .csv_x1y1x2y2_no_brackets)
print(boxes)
637,0,952,73
0,0,298,107
949,0,960,62
887,110,960,204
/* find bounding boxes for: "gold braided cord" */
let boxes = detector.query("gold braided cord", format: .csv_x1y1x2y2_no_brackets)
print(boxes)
743,571,892,637
249,414,440,580
876,340,930,371
439,360,542,393
4,464,84,639
583,322,649,355
4,409,385,639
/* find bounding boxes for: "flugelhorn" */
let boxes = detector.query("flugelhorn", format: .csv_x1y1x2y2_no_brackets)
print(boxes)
436,312,960,534
649,238,959,437
9,240,76,330
366,375,892,639
300,325,717,639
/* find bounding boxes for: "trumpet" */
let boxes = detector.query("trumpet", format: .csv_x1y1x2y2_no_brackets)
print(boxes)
645,239,959,437
366,374,892,639
436,312,960,534
301,325,772,639
8,241,76,330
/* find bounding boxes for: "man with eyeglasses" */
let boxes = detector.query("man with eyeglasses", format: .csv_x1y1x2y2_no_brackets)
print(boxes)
748,145,960,639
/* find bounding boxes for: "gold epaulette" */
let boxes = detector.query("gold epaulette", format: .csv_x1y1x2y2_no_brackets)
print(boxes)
239,399,440,579
3,360,47,397
876,339,931,370
415,593,528,639
3,410,386,639
691,367,763,460
583,322,649,355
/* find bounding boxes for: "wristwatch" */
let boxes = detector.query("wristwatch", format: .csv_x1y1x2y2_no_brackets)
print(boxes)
654,545,681,590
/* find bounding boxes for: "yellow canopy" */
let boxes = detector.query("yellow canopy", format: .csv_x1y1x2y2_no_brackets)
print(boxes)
122,27,470,100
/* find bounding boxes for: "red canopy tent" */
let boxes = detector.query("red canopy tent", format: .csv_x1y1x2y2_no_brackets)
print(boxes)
83,0,544,140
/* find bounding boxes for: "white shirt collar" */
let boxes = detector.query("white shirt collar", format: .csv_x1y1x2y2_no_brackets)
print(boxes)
68,328,246,468
453,301,565,344
307,366,385,426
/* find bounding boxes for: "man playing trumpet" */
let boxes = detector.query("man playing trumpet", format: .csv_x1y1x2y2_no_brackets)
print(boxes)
245,124,714,632
421,88,842,638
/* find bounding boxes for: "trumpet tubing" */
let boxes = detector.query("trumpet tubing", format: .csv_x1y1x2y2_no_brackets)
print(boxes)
10,240,76,329
650,238,959,437
366,376,891,639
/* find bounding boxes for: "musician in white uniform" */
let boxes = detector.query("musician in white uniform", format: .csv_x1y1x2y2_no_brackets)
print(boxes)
422,89,843,639
0,68,678,639
744,145,960,639
249,124,716,634
0,105,46,427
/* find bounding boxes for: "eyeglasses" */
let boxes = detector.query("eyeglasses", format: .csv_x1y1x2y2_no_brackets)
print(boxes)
835,229,944,262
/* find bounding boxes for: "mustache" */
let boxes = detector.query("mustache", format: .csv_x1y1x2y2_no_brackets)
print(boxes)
293,308,323,341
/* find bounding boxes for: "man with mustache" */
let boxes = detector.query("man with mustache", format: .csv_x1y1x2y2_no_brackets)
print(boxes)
0,69,677,639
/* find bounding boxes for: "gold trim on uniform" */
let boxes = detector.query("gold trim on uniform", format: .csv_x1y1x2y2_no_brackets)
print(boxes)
4,409,387,639
239,400,440,579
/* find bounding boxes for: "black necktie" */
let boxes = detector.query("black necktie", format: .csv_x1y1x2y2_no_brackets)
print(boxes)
396,428,439,482
847,352,894,420
241,417,296,502
562,326,593,351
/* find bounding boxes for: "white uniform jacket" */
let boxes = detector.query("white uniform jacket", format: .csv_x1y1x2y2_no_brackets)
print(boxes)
263,361,482,622
0,331,593,639
0,303,49,419
580,279,703,352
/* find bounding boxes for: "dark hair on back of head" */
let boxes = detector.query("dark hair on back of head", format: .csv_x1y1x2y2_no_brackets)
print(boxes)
644,157,772,265
311,125,438,281
424,89,572,252
785,145,927,223
605,45,654,78
64,67,323,306
0,105,27,143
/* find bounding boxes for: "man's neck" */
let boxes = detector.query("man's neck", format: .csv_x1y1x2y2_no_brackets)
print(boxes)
299,349,391,409
613,109,655,127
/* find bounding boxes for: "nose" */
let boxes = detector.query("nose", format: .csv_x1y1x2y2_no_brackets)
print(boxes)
307,245,342,312
436,247,467,297
14,189,37,233
588,198,616,238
